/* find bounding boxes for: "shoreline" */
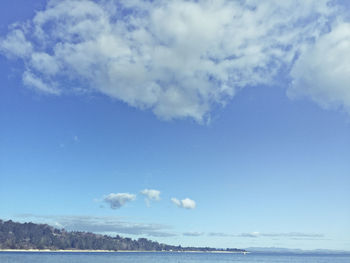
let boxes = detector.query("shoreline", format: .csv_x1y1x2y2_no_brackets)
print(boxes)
0,249,248,254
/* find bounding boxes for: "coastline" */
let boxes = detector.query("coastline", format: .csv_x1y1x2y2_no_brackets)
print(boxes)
0,249,248,254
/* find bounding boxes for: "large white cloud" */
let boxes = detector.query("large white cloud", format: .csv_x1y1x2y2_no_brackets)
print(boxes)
0,0,347,121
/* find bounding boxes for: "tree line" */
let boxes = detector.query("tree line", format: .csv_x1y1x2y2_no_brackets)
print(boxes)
0,219,245,252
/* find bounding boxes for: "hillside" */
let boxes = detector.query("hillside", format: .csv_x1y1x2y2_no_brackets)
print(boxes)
0,219,245,252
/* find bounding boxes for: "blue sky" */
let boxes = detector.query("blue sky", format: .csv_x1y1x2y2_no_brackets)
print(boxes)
0,0,350,250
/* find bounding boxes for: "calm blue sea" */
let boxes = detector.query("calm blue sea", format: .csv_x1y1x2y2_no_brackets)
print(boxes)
0,252,349,263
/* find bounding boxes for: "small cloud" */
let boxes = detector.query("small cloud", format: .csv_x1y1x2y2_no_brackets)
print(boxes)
140,189,160,206
140,189,160,200
73,136,79,142
171,198,181,207
183,232,204,237
171,197,196,209
103,193,136,209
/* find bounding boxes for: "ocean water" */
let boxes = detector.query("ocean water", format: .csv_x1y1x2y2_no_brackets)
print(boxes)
0,252,349,263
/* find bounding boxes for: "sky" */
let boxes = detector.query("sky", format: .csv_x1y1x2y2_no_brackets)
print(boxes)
0,0,350,251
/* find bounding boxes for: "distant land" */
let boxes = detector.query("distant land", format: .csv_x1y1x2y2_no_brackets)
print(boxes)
245,247,350,255
0,219,246,253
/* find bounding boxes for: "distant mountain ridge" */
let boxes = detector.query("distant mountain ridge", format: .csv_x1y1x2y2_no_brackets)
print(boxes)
0,219,245,252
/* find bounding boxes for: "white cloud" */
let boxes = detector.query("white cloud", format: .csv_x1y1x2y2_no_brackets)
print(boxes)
1,0,348,121
171,197,181,207
22,71,60,95
171,197,196,209
30,52,60,75
103,193,136,209
140,189,160,206
171,198,181,207
0,29,32,58
140,189,160,201
289,22,350,113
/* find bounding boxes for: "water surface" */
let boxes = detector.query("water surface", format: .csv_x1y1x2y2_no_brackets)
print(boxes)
1,251,349,263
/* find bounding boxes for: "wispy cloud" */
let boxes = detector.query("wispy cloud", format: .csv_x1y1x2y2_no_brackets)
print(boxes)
238,232,324,239
239,232,261,238
208,232,234,237
103,193,136,209
208,232,325,240
261,232,324,238
13,214,326,240
15,214,177,238
22,71,60,95
1,0,348,121
183,232,204,237
171,198,196,209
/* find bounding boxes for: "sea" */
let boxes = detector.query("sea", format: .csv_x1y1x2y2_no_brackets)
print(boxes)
0,252,349,263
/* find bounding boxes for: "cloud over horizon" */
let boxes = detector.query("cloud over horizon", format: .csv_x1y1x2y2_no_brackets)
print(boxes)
1,0,349,122
183,232,204,237
12,214,326,240
208,232,325,239
238,232,325,239
14,214,176,237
